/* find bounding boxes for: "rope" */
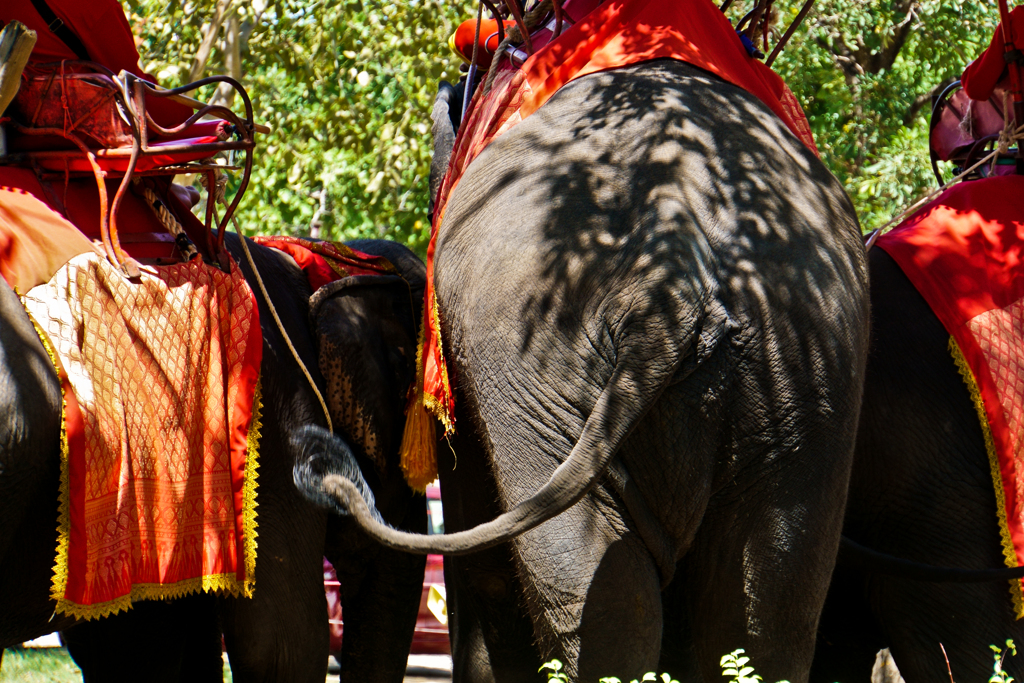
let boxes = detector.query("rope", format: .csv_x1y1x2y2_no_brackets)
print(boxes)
137,183,200,261
203,170,334,433
483,0,552,93
235,217,333,433
865,118,1024,250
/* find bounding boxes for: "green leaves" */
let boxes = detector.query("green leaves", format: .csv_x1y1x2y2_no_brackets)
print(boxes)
764,0,1000,230
124,0,470,254
541,659,569,683
718,649,790,683
543,659,679,683
720,650,763,683
125,0,1004,243
990,639,1018,683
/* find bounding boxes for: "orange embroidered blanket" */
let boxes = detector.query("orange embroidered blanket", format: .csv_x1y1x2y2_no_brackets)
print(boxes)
877,175,1024,618
419,0,818,433
252,236,397,290
3,176,262,619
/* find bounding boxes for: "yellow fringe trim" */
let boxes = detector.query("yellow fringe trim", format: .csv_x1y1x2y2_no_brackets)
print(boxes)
400,317,438,492
950,337,1024,619
425,292,455,435
25,291,264,618
19,304,74,615
241,378,262,598
49,574,256,621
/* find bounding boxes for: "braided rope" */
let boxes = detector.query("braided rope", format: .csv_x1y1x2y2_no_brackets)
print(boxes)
138,183,199,261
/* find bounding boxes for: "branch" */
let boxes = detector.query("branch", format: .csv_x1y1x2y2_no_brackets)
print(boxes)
188,0,234,83
865,0,918,74
903,80,953,127
816,0,919,78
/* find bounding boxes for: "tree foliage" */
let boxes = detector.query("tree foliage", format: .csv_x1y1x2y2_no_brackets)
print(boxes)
125,0,1004,246
765,0,999,228
125,0,469,253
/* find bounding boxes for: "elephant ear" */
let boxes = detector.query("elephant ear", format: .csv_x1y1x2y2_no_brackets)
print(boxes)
310,274,418,480
428,82,458,222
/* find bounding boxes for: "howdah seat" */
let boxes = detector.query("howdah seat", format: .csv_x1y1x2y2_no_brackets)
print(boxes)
0,55,261,277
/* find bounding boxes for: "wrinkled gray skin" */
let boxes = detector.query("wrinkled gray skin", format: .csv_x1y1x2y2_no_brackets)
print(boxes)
811,247,1024,682
300,59,871,683
0,236,427,683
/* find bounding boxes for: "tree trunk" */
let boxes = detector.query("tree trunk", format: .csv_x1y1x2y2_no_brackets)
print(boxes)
188,0,233,84
212,12,241,110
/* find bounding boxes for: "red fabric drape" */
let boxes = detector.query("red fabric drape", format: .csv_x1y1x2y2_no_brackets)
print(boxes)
961,6,1024,102
1,0,192,128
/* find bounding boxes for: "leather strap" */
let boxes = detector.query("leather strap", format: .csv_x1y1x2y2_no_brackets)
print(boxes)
28,0,90,61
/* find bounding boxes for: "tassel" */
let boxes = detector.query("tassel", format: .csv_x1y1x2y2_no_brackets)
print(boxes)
400,390,438,493
399,322,438,493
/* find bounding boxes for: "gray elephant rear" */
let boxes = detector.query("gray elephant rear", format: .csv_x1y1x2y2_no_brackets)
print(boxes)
432,60,869,682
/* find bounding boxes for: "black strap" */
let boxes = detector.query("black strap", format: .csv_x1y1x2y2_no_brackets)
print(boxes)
28,0,90,61
1005,48,1024,67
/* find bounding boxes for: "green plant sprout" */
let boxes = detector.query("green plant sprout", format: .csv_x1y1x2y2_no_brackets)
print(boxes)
540,643,1016,683
540,660,569,683
990,639,1018,683
720,650,789,683
540,659,679,683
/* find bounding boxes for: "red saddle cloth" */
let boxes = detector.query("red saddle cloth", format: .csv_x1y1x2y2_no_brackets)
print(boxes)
877,175,1024,618
1,168,263,619
418,0,819,435
252,236,398,291
1,0,267,619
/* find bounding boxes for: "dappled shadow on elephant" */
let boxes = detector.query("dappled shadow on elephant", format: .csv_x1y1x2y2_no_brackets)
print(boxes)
811,248,1024,682
0,235,427,683
314,57,870,683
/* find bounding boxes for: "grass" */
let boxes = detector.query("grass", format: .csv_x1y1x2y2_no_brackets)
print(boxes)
1,647,235,682
0,648,82,683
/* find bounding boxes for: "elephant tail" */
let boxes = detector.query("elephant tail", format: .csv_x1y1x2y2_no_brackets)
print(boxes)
293,427,386,527
293,347,684,555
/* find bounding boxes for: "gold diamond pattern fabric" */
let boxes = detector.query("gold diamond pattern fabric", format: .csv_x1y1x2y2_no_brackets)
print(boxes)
22,252,262,619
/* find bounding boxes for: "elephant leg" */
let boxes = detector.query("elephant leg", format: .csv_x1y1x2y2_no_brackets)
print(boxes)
511,496,663,682
444,556,497,683
437,432,540,683
809,563,886,683
326,504,426,683
683,456,849,683
874,576,1024,680
219,511,328,683
62,594,222,683
219,420,329,682
657,567,699,681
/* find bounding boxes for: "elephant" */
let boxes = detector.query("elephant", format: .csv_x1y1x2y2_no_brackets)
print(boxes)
810,246,1024,682
295,58,871,683
0,234,428,683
